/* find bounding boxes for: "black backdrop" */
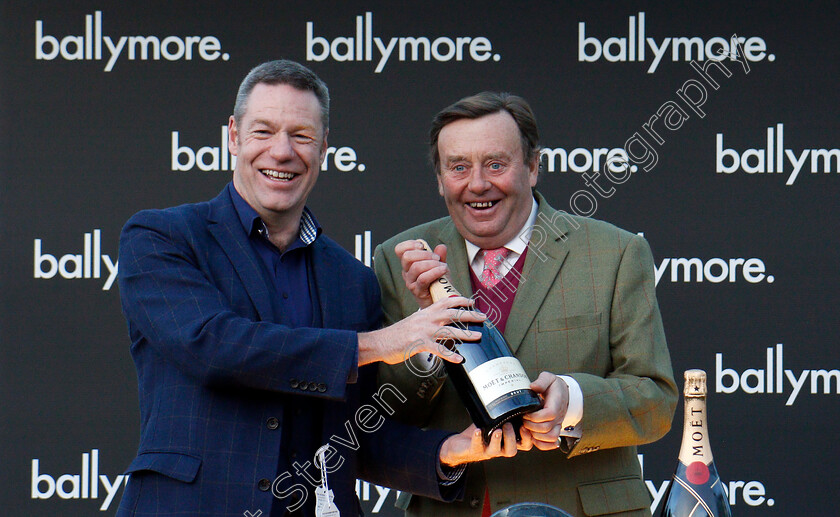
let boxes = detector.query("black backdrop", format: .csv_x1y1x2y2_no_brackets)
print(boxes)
3,1,839,514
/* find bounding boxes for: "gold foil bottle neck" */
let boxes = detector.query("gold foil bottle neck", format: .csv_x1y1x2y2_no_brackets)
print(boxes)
684,369,707,397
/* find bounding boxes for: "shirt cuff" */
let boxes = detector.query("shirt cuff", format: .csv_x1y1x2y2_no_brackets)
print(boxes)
435,438,467,486
437,462,467,486
557,375,583,439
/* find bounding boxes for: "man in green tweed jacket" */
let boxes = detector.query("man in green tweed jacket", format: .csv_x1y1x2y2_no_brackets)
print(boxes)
375,92,677,517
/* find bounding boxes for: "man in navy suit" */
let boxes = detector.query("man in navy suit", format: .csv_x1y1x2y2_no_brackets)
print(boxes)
116,60,522,517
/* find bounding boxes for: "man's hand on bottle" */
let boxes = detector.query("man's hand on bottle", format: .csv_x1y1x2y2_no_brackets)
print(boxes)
521,372,571,450
395,240,450,309
439,423,534,467
357,296,485,366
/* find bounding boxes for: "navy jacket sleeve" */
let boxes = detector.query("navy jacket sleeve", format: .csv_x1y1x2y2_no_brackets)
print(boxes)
355,365,464,503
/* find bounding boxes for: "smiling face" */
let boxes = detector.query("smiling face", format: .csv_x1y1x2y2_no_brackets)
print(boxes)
436,110,539,249
229,82,327,231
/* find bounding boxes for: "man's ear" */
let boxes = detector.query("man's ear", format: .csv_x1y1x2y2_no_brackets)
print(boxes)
528,152,540,187
228,116,239,156
437,173,445,197
319,128,330,165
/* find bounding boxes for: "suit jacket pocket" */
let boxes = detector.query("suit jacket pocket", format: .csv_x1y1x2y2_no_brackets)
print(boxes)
532,313,607,373
125,451,202,483
537,312,602,332
577,476,650,516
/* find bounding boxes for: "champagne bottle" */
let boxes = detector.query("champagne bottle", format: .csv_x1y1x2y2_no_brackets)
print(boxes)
658,369,732,517
418,240,541,442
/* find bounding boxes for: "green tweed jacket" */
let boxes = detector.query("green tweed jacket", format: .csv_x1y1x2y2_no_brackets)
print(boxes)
374,192,677,517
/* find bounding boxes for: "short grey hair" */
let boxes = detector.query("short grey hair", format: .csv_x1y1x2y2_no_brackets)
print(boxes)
233,60,330,131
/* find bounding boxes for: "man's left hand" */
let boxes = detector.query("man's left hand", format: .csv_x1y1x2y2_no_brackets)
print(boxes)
521,372,570,450
439,423,533,467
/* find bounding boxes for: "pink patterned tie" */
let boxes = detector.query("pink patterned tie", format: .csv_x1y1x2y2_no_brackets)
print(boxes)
480,248,510,288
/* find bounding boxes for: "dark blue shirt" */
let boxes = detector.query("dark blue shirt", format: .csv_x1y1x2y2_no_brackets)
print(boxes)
228,183,322,329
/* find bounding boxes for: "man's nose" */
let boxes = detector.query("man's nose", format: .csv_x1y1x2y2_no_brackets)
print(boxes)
269,133,295,160
467,167,491,193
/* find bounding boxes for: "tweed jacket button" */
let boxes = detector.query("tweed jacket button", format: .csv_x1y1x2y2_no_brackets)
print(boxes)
299,381,309,390
266,417,279,430
258,478,271,491
290,378,299,389
317,383,327,392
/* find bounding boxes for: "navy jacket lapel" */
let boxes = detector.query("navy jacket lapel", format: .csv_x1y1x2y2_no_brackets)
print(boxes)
309,238,343,329
206,188,275,322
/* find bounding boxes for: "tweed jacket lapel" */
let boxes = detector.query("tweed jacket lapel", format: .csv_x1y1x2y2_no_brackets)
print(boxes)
206,188,275,322
430,194,572,354
504,193,571,354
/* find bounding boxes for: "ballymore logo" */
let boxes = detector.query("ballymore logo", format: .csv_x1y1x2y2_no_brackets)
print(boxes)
171,126,366,173
35,11,230,72
717,123,840,185
540,146,633,174
717,344,840,406
33,229,118,291
306,12,501,73
31,449,127,511
654,256,774,286
578,12,774,73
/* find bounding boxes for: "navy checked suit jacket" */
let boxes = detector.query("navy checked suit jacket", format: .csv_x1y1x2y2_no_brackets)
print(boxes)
116,186,452,516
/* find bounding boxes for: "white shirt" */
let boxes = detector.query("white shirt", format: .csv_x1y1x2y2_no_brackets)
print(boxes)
463,197,583,439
